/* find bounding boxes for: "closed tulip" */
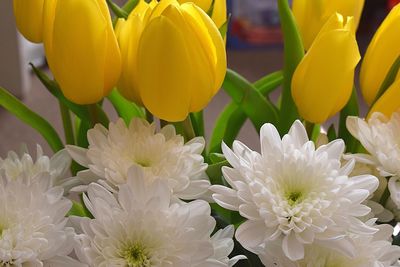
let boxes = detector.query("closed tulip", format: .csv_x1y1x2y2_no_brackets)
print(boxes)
292,14,360,124
116,0,226,122
13,0,45,43
292,0,364,50
178,0,227,28
360,4,400,106
43,0,121,105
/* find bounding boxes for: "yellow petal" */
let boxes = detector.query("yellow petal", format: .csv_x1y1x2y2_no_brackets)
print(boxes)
292,22,360,123
13,0,45,43
177,0,212,12
211,0,227,29
181,3,226,96
116,15,145,104
360,4,400,105
137,16,191,121
292,0,364,50
51,0,108,104
43,0,57,69
368,78,400,119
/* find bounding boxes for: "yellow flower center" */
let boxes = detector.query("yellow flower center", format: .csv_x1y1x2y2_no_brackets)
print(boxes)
122,243,151,267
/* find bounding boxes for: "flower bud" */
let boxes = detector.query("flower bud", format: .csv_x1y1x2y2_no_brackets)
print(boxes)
116,0,226,122
292,14,360,123
43,0,121,104
360,4,400,106
292,0,364,50
13,0,45,43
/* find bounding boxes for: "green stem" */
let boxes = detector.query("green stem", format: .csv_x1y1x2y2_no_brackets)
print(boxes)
88,104,100,127
59,102,74,145
304,121,314,140
182,116,196,141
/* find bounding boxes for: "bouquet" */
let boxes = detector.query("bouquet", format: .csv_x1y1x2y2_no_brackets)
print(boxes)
2,0,400,266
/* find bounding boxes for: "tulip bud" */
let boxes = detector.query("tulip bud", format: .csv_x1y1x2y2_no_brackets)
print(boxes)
116,0,226,122
292,14,360,124
292,0,364,50
43,0,121,105
13,0,45,43
178,0,227,28
360,4,400,106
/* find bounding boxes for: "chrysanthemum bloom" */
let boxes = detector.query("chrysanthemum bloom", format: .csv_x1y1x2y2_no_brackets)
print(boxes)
347,112,400,208
0,175,83,266
0,145,82,192
73,168,242,266
261,222,400,267
211,120,379,261
68,118,210,200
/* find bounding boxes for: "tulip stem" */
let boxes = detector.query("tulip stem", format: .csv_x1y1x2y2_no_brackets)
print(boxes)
59,101,75,145
182,116,196,141
304,121,314,140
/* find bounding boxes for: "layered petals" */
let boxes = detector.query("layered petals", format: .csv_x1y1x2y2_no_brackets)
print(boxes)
292,14,360,123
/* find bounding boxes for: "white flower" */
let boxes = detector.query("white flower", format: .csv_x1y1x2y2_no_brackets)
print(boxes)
211,120,379,261
0,175,83,266
347,112,400,209
0,145,79,192
262,223,400,267
347,112,400,177
67,118,210,200
73,168,240,267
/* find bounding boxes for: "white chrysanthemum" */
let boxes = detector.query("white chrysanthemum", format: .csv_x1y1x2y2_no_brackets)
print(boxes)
0,175,84,266
67,118,209,200
347,112,400,210
347,112,400,177
211,120,379,261
262,222,400,267
0,145,79,192
73,168,240,267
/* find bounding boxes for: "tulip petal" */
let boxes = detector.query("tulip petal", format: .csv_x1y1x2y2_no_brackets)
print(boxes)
51,0,110,104
13,0,45,43
138,16,191,121
292,27,360,123
360,4,400,105
369,78,400,118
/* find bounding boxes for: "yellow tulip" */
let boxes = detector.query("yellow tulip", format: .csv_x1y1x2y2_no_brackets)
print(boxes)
13,0,45,43
292,0,364,50
292,14,360,124
116,0,226,122
368,78,400,119
43,0,121,105
360,4,400,106
178,0,227,28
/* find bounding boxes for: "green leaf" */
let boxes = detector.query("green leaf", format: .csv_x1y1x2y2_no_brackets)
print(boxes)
107,89,145,125
277,0,304,134
190,112,205,137
68,201,91,217
209,153,225,164
0,87,64,152
223,69,279,131
106,0,128,19
122,0,140,14
371,55,400,106
218,14,231,39
338,87,360,153
208,71,283,154
327,124,337,141
206,0,216,17
206,160,230,186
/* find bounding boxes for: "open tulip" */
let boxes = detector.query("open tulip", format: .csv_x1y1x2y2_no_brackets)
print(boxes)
292,13,360,124
116,0,226,122
178,0,227,28
13,0,45,43
43,0,121,105
360,4,400,106
292,0,364,50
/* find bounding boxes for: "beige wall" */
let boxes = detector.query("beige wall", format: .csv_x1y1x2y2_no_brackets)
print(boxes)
0,0,23,98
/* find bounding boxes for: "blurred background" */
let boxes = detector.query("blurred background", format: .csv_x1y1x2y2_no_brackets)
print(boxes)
0,0,397,156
